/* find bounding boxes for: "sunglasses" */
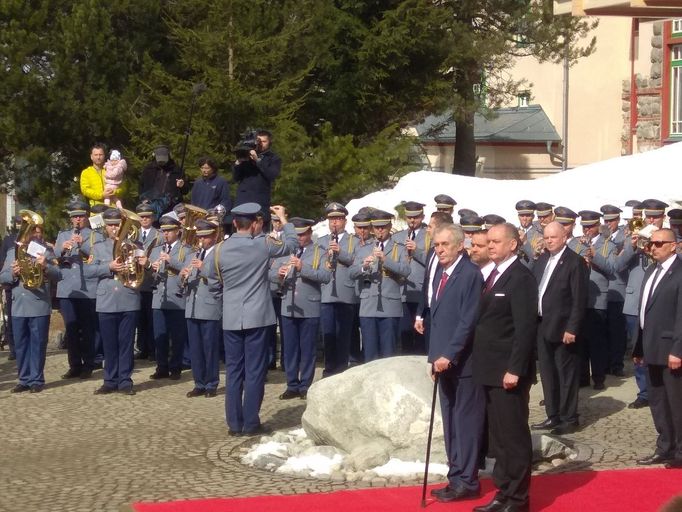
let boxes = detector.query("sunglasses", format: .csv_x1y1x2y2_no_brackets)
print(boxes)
648,240,674,248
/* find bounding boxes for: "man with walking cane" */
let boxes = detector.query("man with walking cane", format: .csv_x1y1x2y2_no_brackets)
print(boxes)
424,224,485,502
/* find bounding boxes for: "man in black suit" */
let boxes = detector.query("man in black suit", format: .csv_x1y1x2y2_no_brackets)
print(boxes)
531,221,588,435
473,223,538,512
633,228,682,469
427,224,485,503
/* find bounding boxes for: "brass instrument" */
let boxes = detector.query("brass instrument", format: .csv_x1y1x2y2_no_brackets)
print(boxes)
180,204,208,250
531,236,545,259
626,218,649,249
370,239,382,275
113,208,145,289
15,209,45,289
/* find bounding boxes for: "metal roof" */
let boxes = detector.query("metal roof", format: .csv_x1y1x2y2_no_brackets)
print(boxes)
414,105,561,144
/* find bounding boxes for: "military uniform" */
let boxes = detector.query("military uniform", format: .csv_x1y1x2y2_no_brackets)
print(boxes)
85,209,142,394
349,210,411,361
184,219,222,397
393,201,430,355
55,199,102,377
133,202,163,360
149,216,190,379
515,200,544,267
348,212,374,364
0,236,61,392
317,203,359,376
270,219,331,398
203,203,297,434
601,205,628,376
579,210,617,389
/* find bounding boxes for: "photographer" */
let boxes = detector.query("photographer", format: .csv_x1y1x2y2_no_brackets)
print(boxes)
232,130,281,225
139,145,189,218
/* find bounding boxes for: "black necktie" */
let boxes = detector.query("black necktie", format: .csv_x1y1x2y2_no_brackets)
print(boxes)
165,243,171,253
199,249,206,261
483,267,499,294
142,231,147,243
296,247,304,258
647,264,663,303
380,241,385,252
409,231,415,241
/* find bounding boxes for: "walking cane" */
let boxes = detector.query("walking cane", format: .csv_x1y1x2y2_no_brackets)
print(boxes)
421,370,439,508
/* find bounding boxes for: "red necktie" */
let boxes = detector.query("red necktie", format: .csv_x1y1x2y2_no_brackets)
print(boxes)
483,267,499,294
436,271,448,300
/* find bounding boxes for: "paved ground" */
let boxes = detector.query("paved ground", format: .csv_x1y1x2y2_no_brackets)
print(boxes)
0,327,658,512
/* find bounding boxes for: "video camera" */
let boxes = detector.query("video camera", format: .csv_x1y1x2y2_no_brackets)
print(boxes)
234,130,258,162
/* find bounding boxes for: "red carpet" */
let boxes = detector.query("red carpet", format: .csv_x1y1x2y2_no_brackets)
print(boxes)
132,468,682,512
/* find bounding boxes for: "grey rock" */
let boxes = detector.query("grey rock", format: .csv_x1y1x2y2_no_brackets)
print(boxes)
651,62,661,80
302,356,446,466
651,35,662,51
653,21,662,36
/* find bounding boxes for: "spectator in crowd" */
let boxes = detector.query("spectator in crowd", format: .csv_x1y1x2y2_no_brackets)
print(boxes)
80,143,109,207
190,157,231,212
139,145,188,219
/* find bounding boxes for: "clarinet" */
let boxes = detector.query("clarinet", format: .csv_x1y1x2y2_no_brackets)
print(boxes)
327,230,339,271
176,246,201,298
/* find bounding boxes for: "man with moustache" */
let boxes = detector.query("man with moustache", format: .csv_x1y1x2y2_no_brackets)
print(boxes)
473,224,537,512
633,228,682,469
530,222,588,436
427,224,485,503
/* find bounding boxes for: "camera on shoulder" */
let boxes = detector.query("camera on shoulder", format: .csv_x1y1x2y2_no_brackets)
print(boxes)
234,130,258,162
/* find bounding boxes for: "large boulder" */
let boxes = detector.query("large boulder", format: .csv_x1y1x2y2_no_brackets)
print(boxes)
302,356,446,470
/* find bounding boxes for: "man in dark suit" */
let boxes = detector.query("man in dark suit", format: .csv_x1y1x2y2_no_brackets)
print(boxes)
473,223,538,512
633,228,682,469
531,221,588,436
427,224,485,502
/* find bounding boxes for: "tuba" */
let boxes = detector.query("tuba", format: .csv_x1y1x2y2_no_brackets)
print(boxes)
15,209,45,289
180,204,209,250
113,208,145,289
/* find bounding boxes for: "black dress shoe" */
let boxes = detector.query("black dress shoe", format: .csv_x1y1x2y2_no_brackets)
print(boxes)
8,353,16,361
530,418,560,430
279,389,300,400
498,502,529,512
474,496,508,512
665,459,682,469
92,362,103,370
593,381,605,390
186,388,204,398
434,486,480,502
79,370,93,380
550,422,579,435
628,397,649,409
611,368,625,377
119,387,136,396
169,370,182,380
10,384,30,393
94,385,117,395
29,384,44,393
134,352,149,360
61,368,81,379
300,391,307,400
430,485,451,498
149,370,169,380
242,424,272,436
636,453,672,465
205,389,217,398
227,429,244,437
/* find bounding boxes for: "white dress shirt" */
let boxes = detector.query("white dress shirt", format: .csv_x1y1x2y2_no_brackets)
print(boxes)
640,253,677,328
538,246,566,316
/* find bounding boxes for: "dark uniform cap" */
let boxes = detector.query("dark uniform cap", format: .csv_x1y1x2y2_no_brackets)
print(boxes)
482,214,506,227
136,202,155,216
370,210,394,227
402,201,425,217
325,202,349,218
102,208,122,225
66,198,89,217
625,199,642,209
351,212,371,227
535,202,554,217
600,204,623,221
460,216,486,233
553,206,578,225
230,202,261,219
667,208,682,226
434,194,457,209
91,204,109,215
641,199,668,217
290,217,315,234
173,203,186,218
515,200,536,215
579,210,602,227
159,215,181,230
458,208,479,219
195,218,218,235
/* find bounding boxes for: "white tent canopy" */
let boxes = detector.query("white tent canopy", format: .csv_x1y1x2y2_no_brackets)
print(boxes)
333,141,682,234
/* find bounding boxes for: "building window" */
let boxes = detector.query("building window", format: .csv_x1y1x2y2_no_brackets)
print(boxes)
671,45,682,136
673,19,682,36
518,91,530,108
